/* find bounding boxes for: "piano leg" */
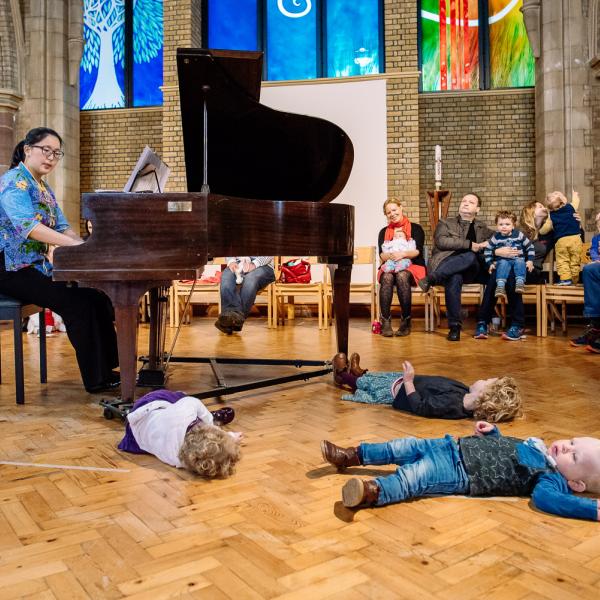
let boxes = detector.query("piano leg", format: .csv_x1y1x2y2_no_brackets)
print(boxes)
113,302,140,404
86,281,167,403
329,259,352,355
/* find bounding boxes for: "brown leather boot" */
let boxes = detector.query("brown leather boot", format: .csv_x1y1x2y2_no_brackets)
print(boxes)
380,316,393,337
321,440,361,471
349,352,367,377
395,316,411,336
342,478,380,508
332,352,348,384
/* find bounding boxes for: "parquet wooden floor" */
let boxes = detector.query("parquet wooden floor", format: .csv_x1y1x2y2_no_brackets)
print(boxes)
0,315,599,599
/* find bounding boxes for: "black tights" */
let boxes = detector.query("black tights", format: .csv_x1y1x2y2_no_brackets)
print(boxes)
379,271,412,319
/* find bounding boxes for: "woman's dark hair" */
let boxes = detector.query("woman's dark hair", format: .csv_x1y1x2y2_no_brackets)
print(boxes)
10,127,63,169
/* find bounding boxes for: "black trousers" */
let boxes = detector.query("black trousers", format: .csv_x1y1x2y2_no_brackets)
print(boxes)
0,267,118,389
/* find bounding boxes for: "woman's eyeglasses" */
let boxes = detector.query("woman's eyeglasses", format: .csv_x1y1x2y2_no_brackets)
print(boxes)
30,145,65,160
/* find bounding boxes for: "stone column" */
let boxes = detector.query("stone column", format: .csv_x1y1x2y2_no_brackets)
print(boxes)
0,92,23,174
0,0,24,174
162,0,202,192
17,0,81,227
525,0,595,232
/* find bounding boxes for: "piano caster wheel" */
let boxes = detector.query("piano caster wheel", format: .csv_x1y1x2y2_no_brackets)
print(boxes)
103,408,115,420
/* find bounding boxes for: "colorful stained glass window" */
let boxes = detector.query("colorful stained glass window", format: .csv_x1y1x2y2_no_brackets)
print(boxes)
420,0,479,91
489,0,534,88
207,1,384,82
80,0,164,110
419,0,534,91
326,0,381,77
266,0,318,80
208,0,258,51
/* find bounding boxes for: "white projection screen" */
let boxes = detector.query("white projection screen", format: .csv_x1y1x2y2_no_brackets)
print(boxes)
261,77,388,283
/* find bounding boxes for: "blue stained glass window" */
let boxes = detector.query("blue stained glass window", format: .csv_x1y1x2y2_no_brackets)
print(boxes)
133,0,164,107
208,0,258,50
80,0,164,110
80,0,126,109
326,0,381,77
266,1,318,80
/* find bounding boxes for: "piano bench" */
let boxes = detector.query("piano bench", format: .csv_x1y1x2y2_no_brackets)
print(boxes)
0,294,47,405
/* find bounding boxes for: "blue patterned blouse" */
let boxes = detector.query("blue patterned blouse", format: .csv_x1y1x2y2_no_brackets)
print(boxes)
0,162,69,274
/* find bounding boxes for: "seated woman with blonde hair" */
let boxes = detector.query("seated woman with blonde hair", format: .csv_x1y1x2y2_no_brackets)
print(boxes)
377,198,426,337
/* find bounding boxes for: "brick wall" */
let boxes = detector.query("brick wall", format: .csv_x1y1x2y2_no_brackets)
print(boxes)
384,0,420,218
0,0,18,90
80,107,162,229
418,89,536,241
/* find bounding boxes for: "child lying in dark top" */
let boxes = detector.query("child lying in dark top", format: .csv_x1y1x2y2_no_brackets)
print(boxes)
333,353,522,422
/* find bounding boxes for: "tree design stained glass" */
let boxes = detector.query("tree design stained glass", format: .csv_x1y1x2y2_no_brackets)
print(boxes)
80,0,164,110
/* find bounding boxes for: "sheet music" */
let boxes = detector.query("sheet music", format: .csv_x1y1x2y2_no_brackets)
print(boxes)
123,146,170,193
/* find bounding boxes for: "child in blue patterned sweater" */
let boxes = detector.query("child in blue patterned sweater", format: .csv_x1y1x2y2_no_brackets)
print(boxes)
484,210,535,297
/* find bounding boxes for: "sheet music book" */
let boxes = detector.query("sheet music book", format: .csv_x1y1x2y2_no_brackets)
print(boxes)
123,146,170,193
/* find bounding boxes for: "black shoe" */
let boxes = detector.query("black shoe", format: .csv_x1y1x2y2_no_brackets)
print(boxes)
211,407,235,426
85,371,120,394
447,326,461,341
395,316,411,336
214,319,233,335
417,276,432,293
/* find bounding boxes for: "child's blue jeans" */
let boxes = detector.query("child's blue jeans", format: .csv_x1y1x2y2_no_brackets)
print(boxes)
495,257,526,284
360,435,470,506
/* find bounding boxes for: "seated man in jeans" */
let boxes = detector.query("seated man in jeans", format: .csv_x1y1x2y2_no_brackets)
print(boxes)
418,193,493,341
214,257,275,335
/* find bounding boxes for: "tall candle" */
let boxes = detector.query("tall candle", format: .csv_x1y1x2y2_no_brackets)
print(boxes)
435,144,442,190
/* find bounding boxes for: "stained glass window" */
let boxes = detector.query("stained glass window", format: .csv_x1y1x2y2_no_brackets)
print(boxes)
266,1,318,80
80,0,164,110
419,0,534,92
326,0,381,78
208,0,258,51
207,0,383,82
489,0,534,88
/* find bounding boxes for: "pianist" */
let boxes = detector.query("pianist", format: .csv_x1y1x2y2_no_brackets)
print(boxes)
215,256,275,334
0,127,120,393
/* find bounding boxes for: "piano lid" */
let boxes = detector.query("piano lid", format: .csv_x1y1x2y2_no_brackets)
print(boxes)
177,48,354,203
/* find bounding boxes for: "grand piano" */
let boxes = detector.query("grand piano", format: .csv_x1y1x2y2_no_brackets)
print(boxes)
53,49,355,403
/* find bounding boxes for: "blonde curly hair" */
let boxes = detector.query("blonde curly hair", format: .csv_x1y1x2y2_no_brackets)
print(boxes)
472,376,523,423
545,191,567,211
179,424,241,478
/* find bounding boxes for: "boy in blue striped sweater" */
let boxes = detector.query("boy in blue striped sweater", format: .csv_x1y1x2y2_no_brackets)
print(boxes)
484,211,535,297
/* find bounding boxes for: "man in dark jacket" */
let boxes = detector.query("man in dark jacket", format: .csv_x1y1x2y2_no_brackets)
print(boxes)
419,193,493,341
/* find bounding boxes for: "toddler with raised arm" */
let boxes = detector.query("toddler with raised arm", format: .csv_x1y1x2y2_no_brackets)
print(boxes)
332,353,522,422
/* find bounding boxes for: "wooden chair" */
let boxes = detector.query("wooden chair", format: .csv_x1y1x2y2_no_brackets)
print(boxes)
541,284,585,336
324,246,377,326
0,294,47,405
541,242,590,336
430,284,484,330
169,258,226,328
272,257,325,329
494,285,543,337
